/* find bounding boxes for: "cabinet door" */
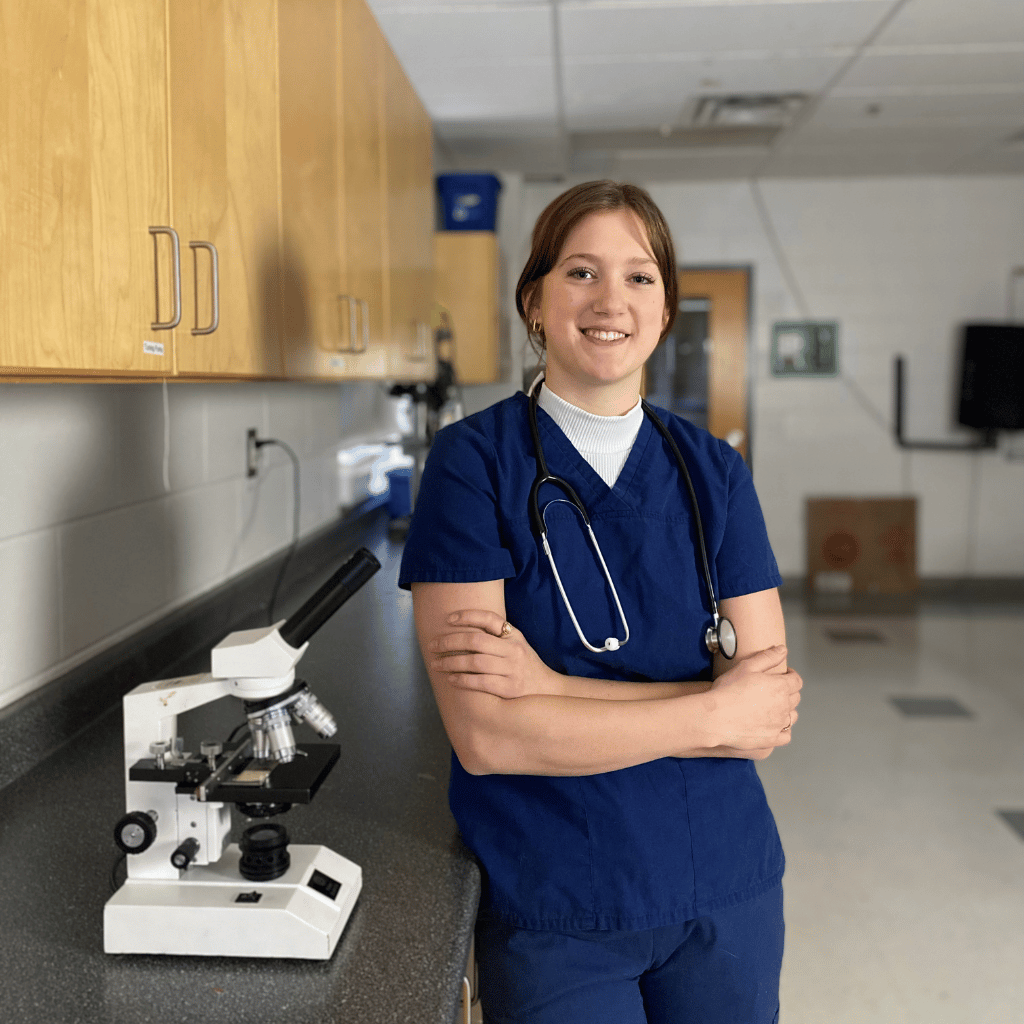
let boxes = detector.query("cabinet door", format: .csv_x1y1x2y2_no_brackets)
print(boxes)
0,0,174,376
278,0,344,377
168,0,282,377
328,0,390,379
382,44,436,383
434,232,500,384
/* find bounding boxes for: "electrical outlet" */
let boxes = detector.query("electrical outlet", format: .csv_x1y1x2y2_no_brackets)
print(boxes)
246,429,259,478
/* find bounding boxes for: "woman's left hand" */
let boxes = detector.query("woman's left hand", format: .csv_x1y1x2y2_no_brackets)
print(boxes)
427,610,561,699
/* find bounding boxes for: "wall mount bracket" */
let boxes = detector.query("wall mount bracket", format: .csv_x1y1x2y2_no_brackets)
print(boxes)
893,355,997,451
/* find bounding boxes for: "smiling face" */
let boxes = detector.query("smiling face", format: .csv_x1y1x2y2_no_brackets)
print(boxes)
528,208,669,414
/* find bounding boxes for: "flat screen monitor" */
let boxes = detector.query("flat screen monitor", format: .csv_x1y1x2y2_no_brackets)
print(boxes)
958,322,1024,431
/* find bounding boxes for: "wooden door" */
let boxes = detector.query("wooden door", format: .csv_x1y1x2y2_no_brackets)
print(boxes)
382,45,435,382
168,0,282,377
278,0,343,376
645,268,750,460
0,0,174,376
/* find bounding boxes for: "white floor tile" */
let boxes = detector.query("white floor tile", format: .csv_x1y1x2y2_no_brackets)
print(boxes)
762,603,1024,1024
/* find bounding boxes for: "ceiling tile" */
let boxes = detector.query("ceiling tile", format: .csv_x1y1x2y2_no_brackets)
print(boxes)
370,5,552,66
841,49,1024,89
565,53,847,128
822,88,1024,119
874,0,1024,47
559,1,891,59
411,64,558,120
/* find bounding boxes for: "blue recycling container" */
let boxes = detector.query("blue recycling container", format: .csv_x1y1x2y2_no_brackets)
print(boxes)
437,173,502,231
386,467,413,518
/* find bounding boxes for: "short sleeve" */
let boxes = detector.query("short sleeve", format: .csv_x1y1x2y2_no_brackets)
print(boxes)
398,421,516,590
715,445,783,599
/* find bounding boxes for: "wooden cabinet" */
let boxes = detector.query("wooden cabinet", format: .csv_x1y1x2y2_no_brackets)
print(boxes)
278,0,344,376
1,0,436,383
280,0,397,381
168,0,282,377
0,0,174,377
382,44,436,383
434,232,501,385
335,0,390,378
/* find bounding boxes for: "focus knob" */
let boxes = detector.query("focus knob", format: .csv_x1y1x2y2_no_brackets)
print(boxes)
114,810,158,855
170,837,200,870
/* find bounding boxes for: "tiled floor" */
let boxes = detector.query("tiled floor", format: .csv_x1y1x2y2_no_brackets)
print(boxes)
466,601,1024,1023
762,602,1024,1024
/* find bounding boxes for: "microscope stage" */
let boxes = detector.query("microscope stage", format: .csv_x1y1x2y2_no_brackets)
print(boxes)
104,844,361,959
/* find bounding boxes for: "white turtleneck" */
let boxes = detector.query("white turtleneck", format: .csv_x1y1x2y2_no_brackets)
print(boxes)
536,383,644,487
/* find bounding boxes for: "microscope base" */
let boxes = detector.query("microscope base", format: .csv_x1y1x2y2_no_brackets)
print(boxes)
104,844,361,959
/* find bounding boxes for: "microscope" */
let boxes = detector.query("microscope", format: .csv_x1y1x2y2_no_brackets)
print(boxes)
104,548,380,960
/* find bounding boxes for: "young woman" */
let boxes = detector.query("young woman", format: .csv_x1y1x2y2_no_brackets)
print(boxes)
399,181,801,1024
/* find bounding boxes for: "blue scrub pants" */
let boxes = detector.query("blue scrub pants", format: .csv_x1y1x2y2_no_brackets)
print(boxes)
476,884,783,1024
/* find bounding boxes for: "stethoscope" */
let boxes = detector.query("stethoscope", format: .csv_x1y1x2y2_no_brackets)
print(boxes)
527,377,737,660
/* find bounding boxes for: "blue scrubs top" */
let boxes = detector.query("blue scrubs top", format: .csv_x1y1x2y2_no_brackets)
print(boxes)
399,393,785,931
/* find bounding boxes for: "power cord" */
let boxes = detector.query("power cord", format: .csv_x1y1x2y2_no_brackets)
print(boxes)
110,851,127,894
254,438,301,626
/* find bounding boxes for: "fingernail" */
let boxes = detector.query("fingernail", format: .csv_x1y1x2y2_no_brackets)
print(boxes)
447,612,460,623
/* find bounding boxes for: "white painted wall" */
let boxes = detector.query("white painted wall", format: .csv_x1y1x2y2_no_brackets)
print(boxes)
0,380,393,713
464,174,1024,579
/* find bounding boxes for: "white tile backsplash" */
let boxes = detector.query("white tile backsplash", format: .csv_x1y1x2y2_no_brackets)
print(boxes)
60,498,174,659
0,530,61,698
166,479,241,600
0,385,120,542
0,379,384,712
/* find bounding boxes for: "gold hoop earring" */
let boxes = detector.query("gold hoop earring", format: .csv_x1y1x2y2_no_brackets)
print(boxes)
530,320,543,335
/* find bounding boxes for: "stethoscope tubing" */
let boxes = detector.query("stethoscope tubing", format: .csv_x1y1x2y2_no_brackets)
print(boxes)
528,379,736,659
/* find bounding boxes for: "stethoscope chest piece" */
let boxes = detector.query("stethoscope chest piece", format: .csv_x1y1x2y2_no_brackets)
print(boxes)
705,615,737,660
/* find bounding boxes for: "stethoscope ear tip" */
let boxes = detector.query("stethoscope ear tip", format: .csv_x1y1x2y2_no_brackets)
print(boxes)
604,637,620,652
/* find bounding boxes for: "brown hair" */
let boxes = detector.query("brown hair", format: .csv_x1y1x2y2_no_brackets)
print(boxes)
515,180,678,355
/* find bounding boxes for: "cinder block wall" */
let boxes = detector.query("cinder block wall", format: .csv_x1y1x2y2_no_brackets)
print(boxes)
0,380,392,712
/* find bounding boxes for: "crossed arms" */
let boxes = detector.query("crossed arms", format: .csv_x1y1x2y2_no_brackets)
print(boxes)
411,580,802,777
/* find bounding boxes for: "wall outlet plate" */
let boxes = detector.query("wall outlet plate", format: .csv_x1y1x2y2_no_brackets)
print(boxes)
246,429,259,478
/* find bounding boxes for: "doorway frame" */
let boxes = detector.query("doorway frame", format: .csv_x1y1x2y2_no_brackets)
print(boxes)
675,262,757,470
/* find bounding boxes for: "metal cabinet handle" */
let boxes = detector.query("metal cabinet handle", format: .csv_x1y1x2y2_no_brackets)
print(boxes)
189,240,219,335
149,226,182,330
359,299,370,354
337,295,358,352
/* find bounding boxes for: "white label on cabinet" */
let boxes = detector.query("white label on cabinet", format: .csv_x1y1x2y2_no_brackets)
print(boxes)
143,341,165,356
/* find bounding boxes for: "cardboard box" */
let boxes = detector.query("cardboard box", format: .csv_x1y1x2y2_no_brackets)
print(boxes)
806,497,917,594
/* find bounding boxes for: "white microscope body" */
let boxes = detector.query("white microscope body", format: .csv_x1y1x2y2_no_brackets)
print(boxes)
103,549,379,960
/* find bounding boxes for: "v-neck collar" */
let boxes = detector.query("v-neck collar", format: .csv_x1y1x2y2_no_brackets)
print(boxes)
525,392,655,514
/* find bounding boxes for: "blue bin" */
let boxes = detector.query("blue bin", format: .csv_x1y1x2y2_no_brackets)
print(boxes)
437,173,502,231
386,467,413,518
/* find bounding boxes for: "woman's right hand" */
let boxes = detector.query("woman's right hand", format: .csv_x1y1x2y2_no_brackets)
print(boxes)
705,646,801,751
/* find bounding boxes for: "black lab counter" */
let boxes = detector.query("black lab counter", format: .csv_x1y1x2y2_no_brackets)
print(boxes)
0,512,479,1024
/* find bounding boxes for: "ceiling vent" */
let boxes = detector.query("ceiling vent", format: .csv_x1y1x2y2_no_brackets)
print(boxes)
690,94,807,128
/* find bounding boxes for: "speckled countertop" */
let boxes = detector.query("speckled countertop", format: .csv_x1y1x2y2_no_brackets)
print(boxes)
0,518,479,1024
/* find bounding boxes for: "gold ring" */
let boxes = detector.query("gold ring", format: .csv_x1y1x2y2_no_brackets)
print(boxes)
500,620,513,638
